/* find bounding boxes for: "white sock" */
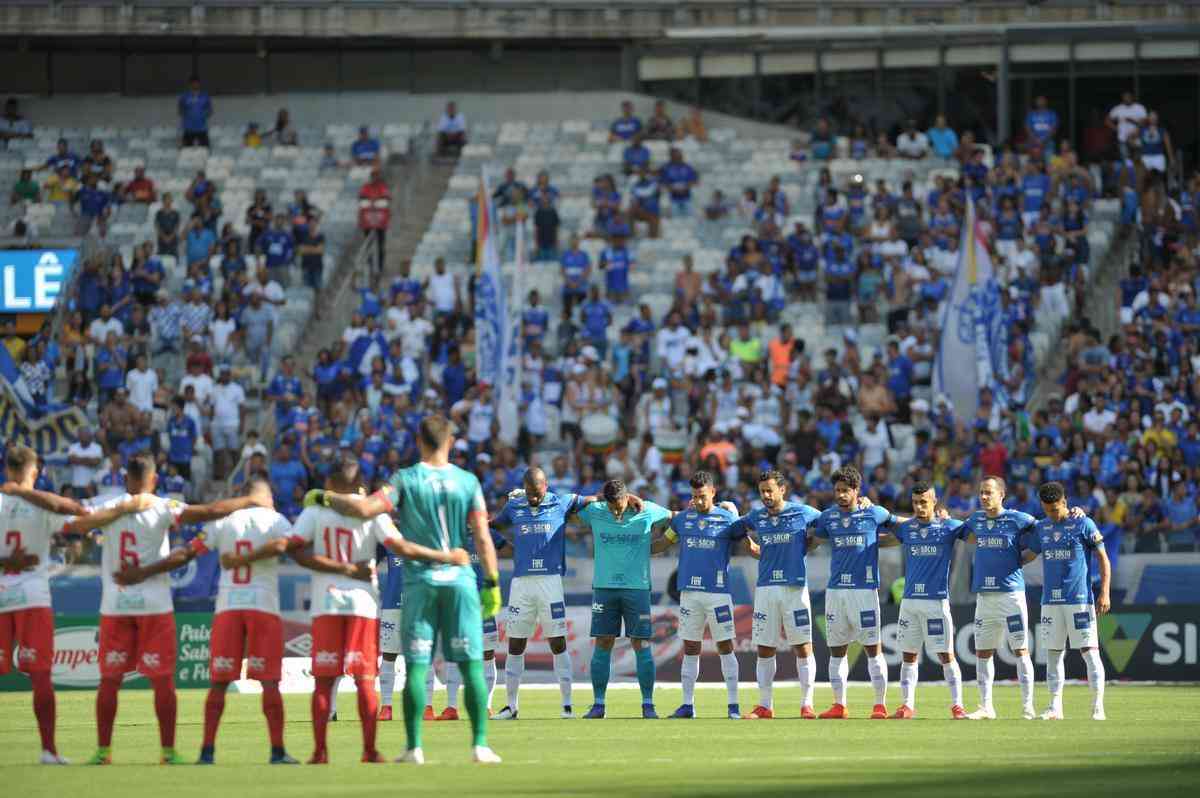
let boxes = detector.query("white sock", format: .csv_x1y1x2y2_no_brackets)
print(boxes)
1046,649,1065,712
1082,648,1105,710
681,654,700,705
944,660,963,707
1017,654,1035,710
829,656,848,705
900,661,918,709
554,651,573,708
977,655,995,709
380,659,396,707
720,652,739,705
504,653,525,710
424,662,436,705
756,656,776,709
867,653,888,706
797,654,816,708
330,675,341,715
446,663,461,710
483,657,497,710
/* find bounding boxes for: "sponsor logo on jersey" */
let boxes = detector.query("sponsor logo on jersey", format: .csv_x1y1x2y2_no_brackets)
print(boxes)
17,647,37,662
986,520,995,529
344,651,364,665
449,636,469,652
141,652,160,669
212,656,236,672
247,656,266,672
591,602,604,613
105,650,128,666
314,650,340,666
685,537,716,549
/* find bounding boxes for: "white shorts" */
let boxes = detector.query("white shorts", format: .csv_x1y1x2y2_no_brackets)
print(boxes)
212,423,240,451
898,598,954,654
1021,211,1039,230
483,615,499,653
1142,154,1166,173
751,585,813,648
679,591,735,642
824,588,881,647
505,575,568,640
1040,603,1098,651
995,239,1019,266
380,608,402,655
973,591,1029,651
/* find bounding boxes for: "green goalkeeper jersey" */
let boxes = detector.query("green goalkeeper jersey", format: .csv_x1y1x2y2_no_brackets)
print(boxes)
386,462,486,585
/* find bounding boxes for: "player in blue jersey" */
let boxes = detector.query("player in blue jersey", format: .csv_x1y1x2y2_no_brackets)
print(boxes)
491,468,610,721
377,551,405,721
891,482,969,720
728,470,822,720
659,471,754,720
809,466,899,720
1025,482,1110,721
961,476,1041,720
575,480,670,719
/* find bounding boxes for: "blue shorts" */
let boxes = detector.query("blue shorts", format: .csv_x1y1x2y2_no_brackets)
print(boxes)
591,587,652,639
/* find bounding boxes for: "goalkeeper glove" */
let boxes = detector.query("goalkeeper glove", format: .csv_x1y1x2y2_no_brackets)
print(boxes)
303,489,330,509
480,575,502,619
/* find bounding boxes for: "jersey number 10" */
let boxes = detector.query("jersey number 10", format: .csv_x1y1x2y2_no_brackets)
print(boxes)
322,527,353,563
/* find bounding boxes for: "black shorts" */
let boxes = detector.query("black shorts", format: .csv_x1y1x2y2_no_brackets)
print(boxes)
182,131,210,148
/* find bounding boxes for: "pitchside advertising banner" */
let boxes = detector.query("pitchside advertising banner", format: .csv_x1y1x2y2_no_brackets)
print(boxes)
0,249,76,313
2,604,1196,691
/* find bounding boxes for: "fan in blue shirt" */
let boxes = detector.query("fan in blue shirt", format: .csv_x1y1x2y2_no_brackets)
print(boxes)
609,102,642,141
166,401,198,474
351,127,381,164
1024,481,1110,720
178,78,212,137
660,471,753,719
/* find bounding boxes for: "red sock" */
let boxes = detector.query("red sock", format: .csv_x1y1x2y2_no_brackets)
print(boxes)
203,683,228,747
96,678,120,748
151,676,177,748
30,671,56,754
356,679,379,754
311,677,334,753
261,682,285,749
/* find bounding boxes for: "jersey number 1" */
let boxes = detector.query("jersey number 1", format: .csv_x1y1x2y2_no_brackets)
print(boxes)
323,527,353,563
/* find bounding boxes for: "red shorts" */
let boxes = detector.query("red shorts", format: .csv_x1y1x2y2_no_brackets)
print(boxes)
0,607,54,674
310,615,378,679
99,613,176,679
210,610,283,682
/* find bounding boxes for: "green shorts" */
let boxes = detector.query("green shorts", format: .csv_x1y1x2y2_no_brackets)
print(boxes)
401,574,483,665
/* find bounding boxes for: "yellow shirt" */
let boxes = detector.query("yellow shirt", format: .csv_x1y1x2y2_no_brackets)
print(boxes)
44,174,79,203
244,131,262,148
1142,427,1177,452
730,337,763,364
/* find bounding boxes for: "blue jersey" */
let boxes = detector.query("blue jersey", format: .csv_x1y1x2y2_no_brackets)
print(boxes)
1026,516,1103,605
893,518,967,599
811,505,896,590
670,506,744,593
493,491,583,577
728,501,821,587
964,509,1037,593
380,553,404,610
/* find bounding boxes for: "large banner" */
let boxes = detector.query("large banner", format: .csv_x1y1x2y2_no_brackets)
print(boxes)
0,612,214,691
0,340,88,457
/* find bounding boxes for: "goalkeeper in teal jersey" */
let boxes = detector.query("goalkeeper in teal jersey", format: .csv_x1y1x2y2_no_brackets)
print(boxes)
307,415,502,765
574,479,672,720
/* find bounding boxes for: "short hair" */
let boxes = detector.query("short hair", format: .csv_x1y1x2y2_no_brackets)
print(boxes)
602,480,627,503
911,481,934,498
327,454,362,493
1038,481,1066,504
126,452,157,483
689,471,715,489
418,414,453,450
758,469,787,488
5,444,37,475
832,465,862,490
981,476,1007,495
243,475,272,496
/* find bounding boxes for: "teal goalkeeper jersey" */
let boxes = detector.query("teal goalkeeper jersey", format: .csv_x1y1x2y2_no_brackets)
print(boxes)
578,501,671,590
387,462,485,585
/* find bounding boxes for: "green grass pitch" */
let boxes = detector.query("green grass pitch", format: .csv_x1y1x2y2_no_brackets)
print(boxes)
2,685,1198,796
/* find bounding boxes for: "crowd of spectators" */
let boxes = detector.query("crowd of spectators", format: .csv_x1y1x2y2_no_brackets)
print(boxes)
2,87,1197,573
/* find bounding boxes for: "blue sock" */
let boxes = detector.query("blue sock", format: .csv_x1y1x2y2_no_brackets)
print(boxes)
635,647,656,704
590,648,611,705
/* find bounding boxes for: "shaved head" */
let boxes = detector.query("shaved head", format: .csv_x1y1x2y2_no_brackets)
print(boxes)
524,467,548,505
